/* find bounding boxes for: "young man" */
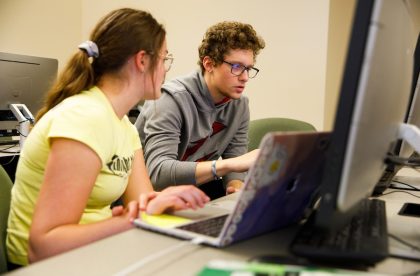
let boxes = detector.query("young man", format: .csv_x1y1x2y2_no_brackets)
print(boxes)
135,21,265,199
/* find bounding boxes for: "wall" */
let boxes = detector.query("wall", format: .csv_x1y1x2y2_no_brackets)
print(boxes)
1,0,331,130
0,0,81,70
81,0,330,130
324,0,356,131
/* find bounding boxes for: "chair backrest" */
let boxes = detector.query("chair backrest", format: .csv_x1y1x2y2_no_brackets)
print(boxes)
248,117,316,151
0,165,13,273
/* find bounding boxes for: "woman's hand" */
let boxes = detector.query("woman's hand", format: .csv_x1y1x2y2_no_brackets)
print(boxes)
111,200,140,224
144,185,210,215
139,191,159,211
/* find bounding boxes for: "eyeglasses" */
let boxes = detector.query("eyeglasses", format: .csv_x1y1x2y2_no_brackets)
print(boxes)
163,54,174,72
222,60,259,78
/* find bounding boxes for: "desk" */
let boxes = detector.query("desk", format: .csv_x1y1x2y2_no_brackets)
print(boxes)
0,144,19,157
8,170,420,276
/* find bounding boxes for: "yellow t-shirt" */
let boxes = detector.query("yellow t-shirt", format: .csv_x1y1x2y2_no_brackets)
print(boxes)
6,86,141,265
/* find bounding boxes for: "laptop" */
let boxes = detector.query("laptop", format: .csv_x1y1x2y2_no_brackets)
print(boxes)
134,131,331,247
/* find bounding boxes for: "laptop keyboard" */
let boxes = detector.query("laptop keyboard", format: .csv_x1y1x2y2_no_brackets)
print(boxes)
176,214,229,237
290,199,388,265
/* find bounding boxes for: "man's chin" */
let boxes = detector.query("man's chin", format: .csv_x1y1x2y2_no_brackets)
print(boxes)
230,93,242,100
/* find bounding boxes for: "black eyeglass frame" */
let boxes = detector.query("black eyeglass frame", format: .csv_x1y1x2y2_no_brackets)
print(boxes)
222,60,259,78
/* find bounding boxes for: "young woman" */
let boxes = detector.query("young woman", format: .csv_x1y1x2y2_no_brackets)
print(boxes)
6,8,209,267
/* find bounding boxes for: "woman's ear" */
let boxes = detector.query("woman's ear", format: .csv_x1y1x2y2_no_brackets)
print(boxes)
202,56,214,73
134,50,148,73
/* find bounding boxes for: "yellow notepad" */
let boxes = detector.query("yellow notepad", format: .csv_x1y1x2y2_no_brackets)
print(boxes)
140,212,192,228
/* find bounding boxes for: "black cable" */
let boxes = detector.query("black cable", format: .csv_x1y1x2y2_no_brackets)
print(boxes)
390,254,420,264
1,153,18,166
0,150,20,154
14,127,28,138
387,155,420,164
386,155,420,168
15,131,27,137
0,144,18,151
16,118,31,124
14,119,33,138
389,234,420,268
389,233,420,252
378,190,420,199
390,181,420,191
0,143,20,155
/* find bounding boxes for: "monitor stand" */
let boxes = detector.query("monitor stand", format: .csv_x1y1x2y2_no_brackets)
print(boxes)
9,104,34,148
399,123,420,154
372,123,419,196
372,162,402,196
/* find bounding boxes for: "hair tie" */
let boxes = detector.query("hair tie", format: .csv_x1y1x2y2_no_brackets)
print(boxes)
78,41,99,58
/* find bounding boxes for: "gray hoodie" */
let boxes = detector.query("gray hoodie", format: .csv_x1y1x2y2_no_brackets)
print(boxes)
135,70,249,190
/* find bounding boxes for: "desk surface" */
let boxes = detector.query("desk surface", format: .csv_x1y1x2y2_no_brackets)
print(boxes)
0,144,20,182
0,143,19,157
8,169,420,275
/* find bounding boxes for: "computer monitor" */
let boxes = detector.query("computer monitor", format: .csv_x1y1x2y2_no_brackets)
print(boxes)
398,34,420,160
400,77,420,158
0,52,58,135
372,34,420,195
314,0,417,230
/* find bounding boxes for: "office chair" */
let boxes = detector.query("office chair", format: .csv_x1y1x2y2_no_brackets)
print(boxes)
248,117,316,151
0,164,13,273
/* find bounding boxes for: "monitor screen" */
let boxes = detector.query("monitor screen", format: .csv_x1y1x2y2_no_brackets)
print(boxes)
0,52,58,133
314,0,417,230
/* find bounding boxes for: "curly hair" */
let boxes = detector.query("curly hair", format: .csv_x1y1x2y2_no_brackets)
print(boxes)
198,21,265,73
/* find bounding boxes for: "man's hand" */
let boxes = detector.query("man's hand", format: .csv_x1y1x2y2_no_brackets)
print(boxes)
144,185,210,215
226,179,243,194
